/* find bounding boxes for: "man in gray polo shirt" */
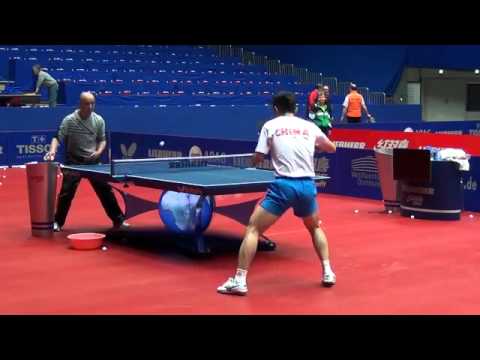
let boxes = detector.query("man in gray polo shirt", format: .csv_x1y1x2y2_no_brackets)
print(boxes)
44,92,128,231
32,64,59,107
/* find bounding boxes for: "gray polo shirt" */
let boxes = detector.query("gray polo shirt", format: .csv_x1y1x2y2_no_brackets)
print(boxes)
56,110,106,164
36,70,57,91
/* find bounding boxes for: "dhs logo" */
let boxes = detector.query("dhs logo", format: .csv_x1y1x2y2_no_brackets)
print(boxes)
120,143,137,159
374,139,409,150
16,134,50,155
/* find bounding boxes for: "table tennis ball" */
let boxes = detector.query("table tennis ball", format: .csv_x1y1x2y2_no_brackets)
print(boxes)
410,215,415,219
354,209,359,214
387,210,393,214
159,141,165,147
469,214,474,219
101,246,108,251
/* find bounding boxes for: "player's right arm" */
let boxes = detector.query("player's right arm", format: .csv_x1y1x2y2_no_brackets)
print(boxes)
308,90,318,112
44,117,68,161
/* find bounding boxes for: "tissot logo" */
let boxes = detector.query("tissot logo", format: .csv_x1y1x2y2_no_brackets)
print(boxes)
16,144,50,155
120,143,137,159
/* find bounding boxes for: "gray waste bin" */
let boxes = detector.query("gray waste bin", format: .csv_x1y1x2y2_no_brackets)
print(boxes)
374,148,400,211
26,162,58,237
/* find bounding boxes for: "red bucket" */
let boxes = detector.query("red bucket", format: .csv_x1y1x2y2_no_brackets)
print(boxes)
67,233,105,250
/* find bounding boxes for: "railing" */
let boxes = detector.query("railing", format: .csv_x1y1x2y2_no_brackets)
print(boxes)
322,77,338,95
337,81,352,97
207,45,323,84
205,45,388,104
369,92,387,105
358,86,370,99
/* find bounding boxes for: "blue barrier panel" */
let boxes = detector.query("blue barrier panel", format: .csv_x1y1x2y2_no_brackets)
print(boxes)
3,129,479,212
110,132,256,160
333,148,382,200
0,105,423,139
0,132,7,164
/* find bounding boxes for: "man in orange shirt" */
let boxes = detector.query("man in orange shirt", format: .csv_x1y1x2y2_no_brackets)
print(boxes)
340,83,373,123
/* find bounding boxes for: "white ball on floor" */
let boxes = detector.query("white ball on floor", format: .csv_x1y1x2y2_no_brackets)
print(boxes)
101,246,108,251
388,210,393,214
354,209,359,214
469,214,474,218
410,215,415,219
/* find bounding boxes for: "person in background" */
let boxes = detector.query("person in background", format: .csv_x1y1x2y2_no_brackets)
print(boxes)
322,85,333,121
340,83,373,123
311,90,332,136
31,64,59,107
306,83,322,119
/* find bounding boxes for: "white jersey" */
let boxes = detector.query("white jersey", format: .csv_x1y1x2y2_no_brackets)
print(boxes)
255,115,329,178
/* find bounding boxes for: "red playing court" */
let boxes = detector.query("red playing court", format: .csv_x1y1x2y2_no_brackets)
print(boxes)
1,167,479,314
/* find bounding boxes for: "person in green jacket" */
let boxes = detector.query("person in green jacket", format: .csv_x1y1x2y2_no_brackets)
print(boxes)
310,90,332,136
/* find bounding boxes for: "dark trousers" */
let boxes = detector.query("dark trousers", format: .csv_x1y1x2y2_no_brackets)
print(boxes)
48,83,59,107
347,116,361,123
55,169,125,227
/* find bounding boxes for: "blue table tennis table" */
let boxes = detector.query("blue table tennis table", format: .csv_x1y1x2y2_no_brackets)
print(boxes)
60,154,330,253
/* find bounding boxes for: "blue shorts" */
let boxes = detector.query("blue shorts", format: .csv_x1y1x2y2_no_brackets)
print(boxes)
260,177,318,218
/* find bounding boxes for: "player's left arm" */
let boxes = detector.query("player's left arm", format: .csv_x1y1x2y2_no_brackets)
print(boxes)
90,118,107,159
315,127,336,153
34,72,44,94
361,96,372,119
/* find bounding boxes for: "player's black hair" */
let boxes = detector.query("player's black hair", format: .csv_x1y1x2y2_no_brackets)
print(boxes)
315,83,323,90
272,91,296,114
32,64,42,71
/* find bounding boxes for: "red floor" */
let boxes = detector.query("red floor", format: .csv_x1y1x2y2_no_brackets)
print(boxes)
1,167,479,314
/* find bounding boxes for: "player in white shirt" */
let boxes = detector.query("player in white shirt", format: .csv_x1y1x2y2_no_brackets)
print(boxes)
218,92,337,296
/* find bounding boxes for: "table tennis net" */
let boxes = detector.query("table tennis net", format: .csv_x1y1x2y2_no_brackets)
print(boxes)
111,153,255,176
